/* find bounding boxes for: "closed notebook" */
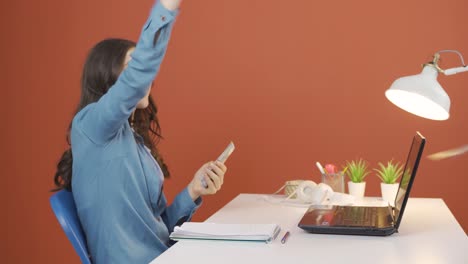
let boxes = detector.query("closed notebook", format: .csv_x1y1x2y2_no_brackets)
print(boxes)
169,223,281,243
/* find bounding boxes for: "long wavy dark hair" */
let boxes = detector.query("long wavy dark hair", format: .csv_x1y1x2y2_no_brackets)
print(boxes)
53,38,170,191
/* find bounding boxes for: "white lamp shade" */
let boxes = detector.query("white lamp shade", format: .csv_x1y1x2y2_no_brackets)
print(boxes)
385,65,451,120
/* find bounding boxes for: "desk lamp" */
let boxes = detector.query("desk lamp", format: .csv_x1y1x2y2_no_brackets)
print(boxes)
385,50,468,160
385,50,468,121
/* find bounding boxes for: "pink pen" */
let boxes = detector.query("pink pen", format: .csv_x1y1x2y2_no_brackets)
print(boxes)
281,231,290,244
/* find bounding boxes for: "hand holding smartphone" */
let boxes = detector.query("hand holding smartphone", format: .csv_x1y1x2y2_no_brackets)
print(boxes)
201,141,235,188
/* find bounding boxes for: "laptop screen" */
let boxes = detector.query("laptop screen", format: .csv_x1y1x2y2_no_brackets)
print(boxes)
393,132,425,228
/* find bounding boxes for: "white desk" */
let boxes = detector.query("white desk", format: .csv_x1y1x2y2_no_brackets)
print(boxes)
151,194,468,264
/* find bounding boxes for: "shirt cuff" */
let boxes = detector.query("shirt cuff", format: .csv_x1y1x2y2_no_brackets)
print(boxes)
144,1,179,31
174,187,202,217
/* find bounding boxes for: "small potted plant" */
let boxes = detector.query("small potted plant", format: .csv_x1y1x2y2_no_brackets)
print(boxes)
374,160,404,206
344,159,370,197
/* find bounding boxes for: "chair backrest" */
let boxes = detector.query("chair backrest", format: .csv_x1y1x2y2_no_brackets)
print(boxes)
50,190,92,264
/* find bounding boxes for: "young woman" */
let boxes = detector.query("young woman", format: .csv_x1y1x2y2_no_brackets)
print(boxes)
53,0,227,262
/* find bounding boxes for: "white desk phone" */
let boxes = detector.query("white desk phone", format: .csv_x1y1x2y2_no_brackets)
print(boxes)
269,162,355,206
269,180,355,206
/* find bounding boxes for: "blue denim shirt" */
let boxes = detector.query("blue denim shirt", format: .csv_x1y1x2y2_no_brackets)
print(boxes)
71,2,200,263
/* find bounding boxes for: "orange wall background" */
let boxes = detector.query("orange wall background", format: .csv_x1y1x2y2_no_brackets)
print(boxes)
3,0,467,262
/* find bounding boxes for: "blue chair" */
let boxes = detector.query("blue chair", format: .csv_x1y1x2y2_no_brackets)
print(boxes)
50,190,92,264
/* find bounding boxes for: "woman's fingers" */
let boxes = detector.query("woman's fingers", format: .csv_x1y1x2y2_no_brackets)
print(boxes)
208,162,225,184
209,162,223,175
214,161,227,173
205,167,221,190
203,174,217,194
194,161,228,196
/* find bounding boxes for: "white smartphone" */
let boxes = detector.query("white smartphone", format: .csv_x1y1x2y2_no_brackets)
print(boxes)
216,141,235,163
201,141,235,188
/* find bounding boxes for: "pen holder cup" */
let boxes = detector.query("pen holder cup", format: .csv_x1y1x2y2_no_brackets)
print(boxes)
322,172,345,193
284,180,303,198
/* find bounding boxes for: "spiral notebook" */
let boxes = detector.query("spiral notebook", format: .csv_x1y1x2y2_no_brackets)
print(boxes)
169,222,281,243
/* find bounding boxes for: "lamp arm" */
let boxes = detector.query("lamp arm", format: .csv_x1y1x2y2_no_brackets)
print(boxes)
436,50,466,66
444,66,468,76
431,50,468,75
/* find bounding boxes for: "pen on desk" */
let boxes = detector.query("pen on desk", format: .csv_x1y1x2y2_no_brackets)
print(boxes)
281,231,290,244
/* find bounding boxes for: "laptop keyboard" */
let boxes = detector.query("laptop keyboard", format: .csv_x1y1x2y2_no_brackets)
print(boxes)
338,206,378,226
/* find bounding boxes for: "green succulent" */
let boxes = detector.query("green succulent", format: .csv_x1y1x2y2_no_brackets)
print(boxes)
345,159,370,183
374,160,403,184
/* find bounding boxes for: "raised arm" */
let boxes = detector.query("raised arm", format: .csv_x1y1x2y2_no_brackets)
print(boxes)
75,0,182,143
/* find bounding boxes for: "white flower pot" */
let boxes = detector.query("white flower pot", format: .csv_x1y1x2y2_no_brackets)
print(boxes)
348,181,366,197
381,183,399,206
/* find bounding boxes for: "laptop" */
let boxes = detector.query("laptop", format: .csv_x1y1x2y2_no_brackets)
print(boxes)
298,132,426,236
